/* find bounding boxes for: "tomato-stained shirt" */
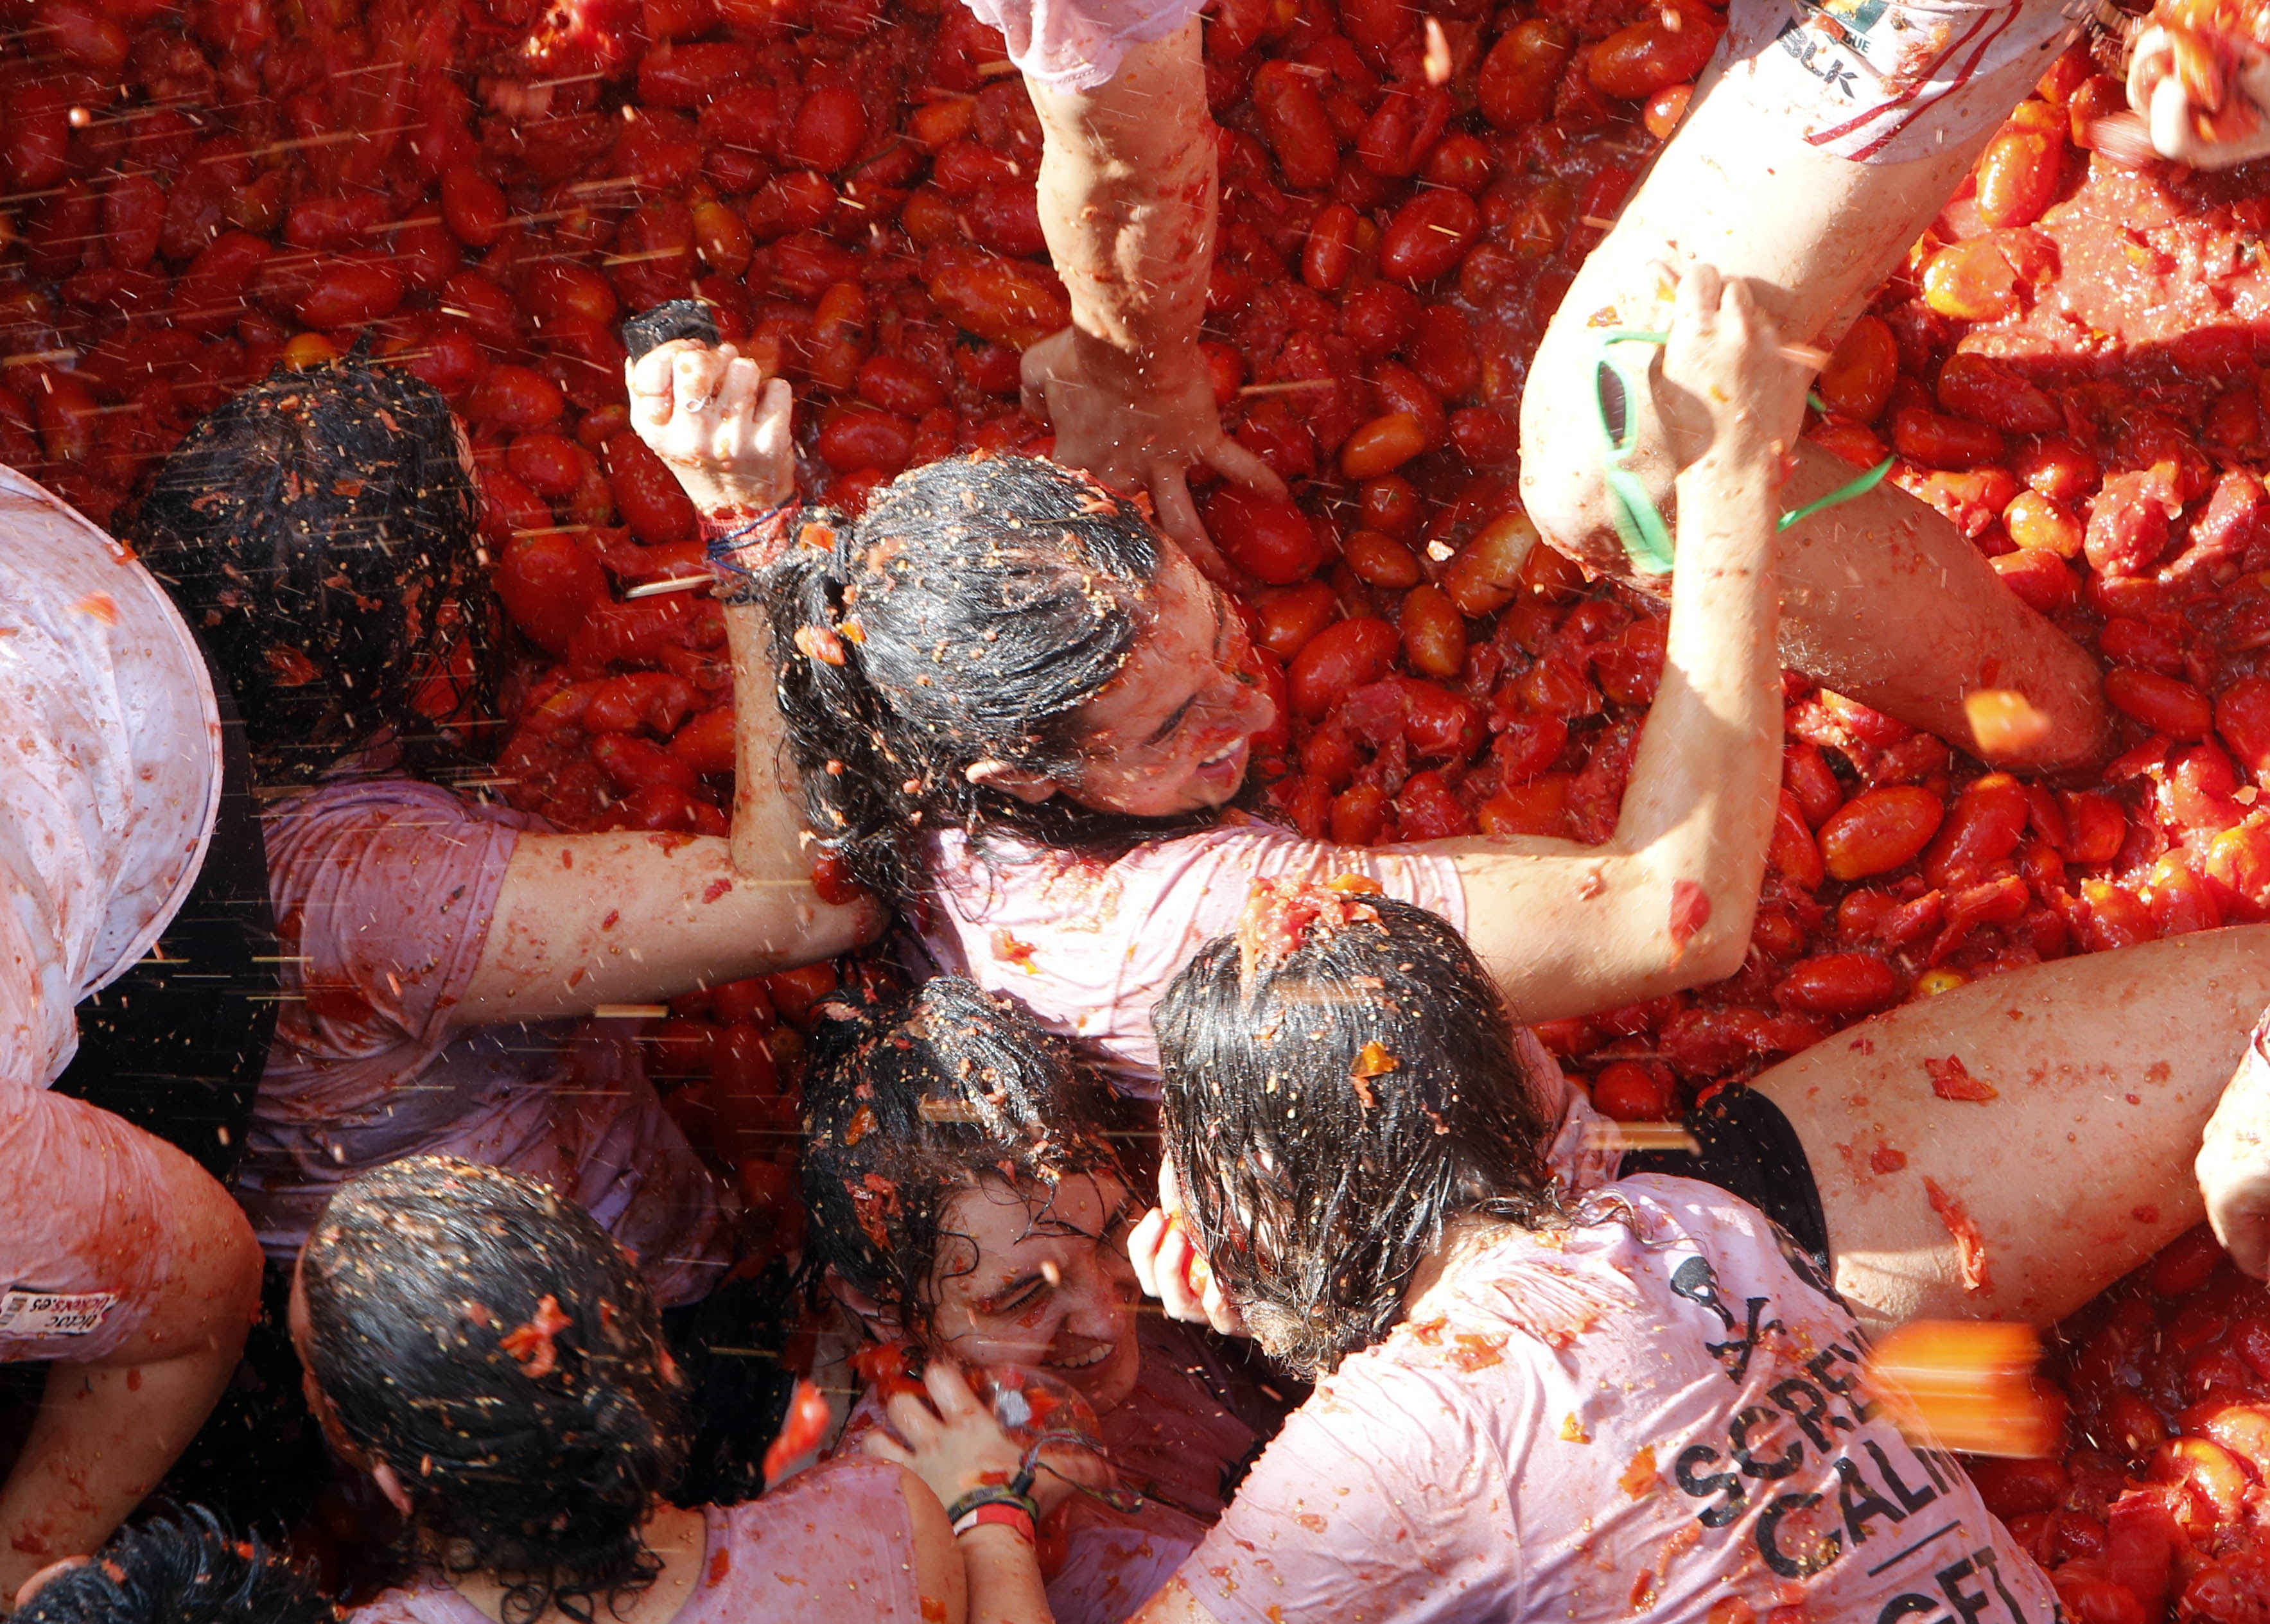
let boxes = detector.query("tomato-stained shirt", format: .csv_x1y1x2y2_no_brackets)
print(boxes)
1176,1176,2057,1624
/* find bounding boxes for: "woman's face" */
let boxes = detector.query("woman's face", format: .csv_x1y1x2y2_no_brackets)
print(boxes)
925,1169,1144,1413
1063,543,1277,818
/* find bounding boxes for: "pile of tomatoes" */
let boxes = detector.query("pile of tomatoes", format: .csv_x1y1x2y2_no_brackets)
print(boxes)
1982,1227,2270,1624
11,0,2270,1603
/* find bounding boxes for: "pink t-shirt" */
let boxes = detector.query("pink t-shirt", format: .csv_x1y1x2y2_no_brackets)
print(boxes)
233,775,731,1305
835,1314,1286,1624
920,821,1469,1098
956,0,1204,91
1177,1176,2057,1624
347,1460,932,1624
0,466,220,1363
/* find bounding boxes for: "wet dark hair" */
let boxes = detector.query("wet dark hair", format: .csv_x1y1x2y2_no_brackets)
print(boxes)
300,1157,686,1624
764,455,1185,907
801,975,1135,1348
128,355,496,783
17,1505,336,1624
1152,886,1564,1378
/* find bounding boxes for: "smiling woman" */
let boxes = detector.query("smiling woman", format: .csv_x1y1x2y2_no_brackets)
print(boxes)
643,270,1807,1103
799,977,1289,1624
1042,547,1274,821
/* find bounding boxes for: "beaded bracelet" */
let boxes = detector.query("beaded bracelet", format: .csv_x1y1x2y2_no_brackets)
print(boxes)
704,502,799,602
945,1485,1040,1544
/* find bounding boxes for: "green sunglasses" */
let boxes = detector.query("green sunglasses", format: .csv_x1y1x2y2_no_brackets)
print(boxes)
1593,329,1895,578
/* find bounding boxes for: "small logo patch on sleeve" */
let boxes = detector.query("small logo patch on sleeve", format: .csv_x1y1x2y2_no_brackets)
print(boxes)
0,1288,120,1338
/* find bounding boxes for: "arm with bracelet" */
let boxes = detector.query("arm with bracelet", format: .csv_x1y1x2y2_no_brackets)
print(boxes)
620,317,844,895
862,1362,1070,1624
451,334,878,1027
1011,20,1288,584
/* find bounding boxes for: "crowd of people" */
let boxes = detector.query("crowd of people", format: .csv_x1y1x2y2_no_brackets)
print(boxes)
5,0,2270,1616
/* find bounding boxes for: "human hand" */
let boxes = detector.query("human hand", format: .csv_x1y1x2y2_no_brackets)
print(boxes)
1655,263,1810,471
2198,1031,2270,1277
2127,26,2270,168
1022,327,1287,585
624,338,796,517
861,1361,1110,1515
1126,1162,1247,1337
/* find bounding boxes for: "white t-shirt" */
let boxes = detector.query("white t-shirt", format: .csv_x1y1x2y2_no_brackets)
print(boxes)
956,0,1205,91
0,464,220,1088
1178,1176,2058,1624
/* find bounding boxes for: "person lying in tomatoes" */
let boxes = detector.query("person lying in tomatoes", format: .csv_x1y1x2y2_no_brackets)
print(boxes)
796,974,1293,1624
635,251,2270,1291
633,268,1805,1113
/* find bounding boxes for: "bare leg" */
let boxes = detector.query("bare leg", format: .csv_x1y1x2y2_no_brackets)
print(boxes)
0,1099,261,1597
1754,927,2270,1329
1517,45,2109,769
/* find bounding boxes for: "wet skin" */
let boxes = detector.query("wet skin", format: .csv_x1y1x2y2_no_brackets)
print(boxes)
925,1171,1146,1415
1054,544,1277,822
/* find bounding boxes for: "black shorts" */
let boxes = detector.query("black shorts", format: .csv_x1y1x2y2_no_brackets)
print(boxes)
1619,1087,1832,1275
52,657,279,1181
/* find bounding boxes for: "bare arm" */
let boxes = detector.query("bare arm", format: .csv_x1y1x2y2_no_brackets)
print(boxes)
1019,23,1285,570
1437,267,1803,1022
898,1466,972,1624
460,830,876,1026
451,339,881,1026
1132,1581,1231,1624
624,337,815,888
722,599,812,887
865,1363,1115,1624
0,1102,261,1603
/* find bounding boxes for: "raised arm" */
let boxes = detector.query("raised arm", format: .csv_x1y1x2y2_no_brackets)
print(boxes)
1439,266,1805,1023
1017,22,1286,574
452,344,875,1027
620,338,812,886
